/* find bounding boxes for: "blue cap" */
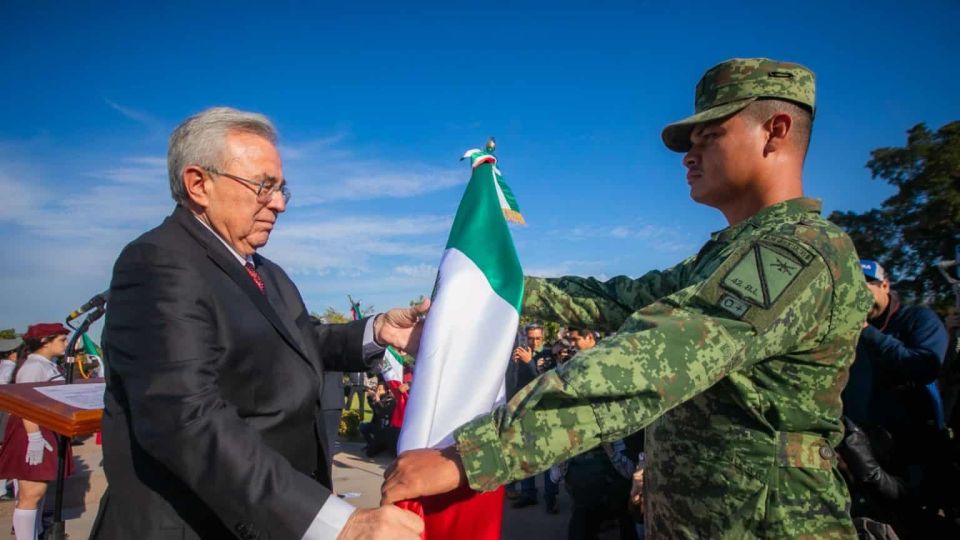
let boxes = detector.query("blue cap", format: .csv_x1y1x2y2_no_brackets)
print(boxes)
860,259,887,282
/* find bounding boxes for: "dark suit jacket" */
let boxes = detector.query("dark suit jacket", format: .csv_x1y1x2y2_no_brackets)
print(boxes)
91,206,374,540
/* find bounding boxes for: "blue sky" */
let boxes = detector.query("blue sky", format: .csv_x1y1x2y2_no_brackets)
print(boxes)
1,1,957,337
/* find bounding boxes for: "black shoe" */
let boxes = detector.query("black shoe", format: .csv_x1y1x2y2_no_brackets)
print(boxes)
512,495,537,508
545,497,558,514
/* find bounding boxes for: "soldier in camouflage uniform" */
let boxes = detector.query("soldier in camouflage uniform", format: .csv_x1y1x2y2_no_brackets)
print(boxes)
383,58,873,539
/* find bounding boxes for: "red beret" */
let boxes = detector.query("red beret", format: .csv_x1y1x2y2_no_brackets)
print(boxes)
23,323,70,341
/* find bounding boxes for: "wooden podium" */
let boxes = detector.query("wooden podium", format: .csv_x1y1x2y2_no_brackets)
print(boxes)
0,379,103,539
0,379,103,437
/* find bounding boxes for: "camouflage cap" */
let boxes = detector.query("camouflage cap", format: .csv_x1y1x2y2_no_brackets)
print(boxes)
661,58,816,152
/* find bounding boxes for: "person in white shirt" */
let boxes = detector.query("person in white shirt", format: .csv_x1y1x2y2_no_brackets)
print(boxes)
0,330,24,503
0,323,72,540
0,330,21,385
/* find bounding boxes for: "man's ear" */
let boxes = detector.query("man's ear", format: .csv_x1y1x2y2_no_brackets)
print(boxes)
763,112,793,155
182,165,209,209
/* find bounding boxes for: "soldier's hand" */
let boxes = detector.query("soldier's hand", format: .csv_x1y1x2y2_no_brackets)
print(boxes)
382,446,467,504
337,506,424,540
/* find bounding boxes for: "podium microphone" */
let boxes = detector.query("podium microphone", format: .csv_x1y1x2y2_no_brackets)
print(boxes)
66,290,109,323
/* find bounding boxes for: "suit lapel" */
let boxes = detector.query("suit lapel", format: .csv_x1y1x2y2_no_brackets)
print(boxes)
171,208,316,372
255,256,311,358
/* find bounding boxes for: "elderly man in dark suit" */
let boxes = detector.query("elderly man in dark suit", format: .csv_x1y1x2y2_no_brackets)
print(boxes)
90,107,425,540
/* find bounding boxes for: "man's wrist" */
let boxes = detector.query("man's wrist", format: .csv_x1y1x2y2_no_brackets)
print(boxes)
372,313,385,347
453,414,511,491
440,444,468,489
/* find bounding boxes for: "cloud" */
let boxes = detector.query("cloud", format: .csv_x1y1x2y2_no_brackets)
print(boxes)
0,171,50,223
279,215,452,241
0,132,463,332
393,263,438,278
262,215,451,276
280,139,465,205
104,99,161,129
278,134,348,161
565,222,696,253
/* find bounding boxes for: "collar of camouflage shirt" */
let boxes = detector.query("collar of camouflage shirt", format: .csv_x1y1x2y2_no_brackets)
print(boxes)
711,197,821,243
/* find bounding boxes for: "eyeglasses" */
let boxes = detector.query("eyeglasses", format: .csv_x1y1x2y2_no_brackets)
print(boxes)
204,167,291,204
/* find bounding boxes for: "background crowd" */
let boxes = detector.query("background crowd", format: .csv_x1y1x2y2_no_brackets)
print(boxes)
2,255,959,540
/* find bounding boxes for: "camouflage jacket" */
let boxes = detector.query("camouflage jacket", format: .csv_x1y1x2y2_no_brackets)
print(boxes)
454,198,873,539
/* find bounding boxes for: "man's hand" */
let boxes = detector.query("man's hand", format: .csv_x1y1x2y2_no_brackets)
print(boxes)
512,346,533,364
382,446,468,505
375,299,431,356
337,506,424,540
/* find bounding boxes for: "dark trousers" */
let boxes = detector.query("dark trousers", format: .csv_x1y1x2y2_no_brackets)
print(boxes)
516,471,558,500
344,385,365,418
568,507,638,540
360,422,399,457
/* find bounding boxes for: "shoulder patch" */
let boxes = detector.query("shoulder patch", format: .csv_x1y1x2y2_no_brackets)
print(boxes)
718,293,751,318
762,235,815,264
722,242,808,308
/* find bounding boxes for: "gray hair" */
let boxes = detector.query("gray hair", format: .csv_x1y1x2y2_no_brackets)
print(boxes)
167,107,278,205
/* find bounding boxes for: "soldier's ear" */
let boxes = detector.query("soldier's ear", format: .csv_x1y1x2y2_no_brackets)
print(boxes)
763,113,793,156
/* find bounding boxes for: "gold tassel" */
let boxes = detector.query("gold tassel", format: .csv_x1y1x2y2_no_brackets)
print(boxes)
503,209,526,225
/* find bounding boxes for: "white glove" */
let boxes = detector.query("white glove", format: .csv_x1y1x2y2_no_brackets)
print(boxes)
25,431,52,466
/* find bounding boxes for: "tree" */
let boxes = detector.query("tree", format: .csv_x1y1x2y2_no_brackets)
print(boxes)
312,307,351,324
829,121,960,310
518,314,562,343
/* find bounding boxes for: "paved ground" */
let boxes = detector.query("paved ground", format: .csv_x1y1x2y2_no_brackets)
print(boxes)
0,437,625,538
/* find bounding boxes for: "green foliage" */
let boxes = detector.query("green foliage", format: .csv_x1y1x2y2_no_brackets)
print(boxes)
518,315,562,342
829,121,960,310
339,409,361,438
319,307,351,324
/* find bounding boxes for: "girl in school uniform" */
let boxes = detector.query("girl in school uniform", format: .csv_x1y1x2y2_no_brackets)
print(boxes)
0,323,74,540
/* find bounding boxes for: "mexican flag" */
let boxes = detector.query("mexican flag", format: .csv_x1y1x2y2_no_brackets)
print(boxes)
382,346,409,429
381,346,405,388
349,297,363,321
79,333,104,378
397,145,524,539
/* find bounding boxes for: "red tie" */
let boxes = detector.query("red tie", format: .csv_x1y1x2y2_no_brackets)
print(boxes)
244,262,266,294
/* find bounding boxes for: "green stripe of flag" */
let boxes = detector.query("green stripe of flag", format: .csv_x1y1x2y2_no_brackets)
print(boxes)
445,158,524,312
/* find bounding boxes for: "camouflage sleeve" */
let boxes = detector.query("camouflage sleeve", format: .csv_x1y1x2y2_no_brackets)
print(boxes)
455,237,835,490
522,256,695,332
